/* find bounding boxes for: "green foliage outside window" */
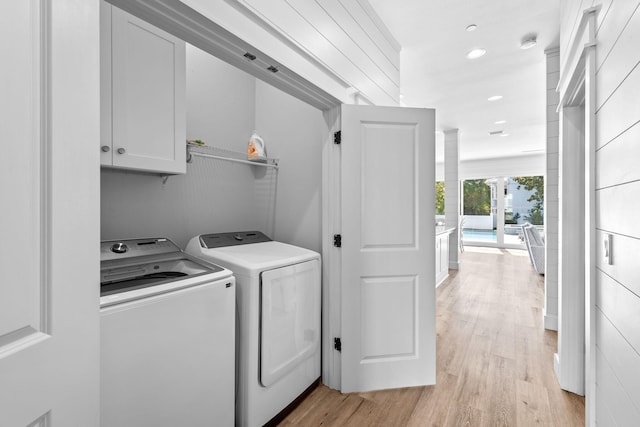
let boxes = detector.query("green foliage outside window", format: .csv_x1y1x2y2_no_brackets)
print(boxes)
513,176,544,225
435,181,445,215
463,179,491,215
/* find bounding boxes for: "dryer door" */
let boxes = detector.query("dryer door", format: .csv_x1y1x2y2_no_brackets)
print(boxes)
260,259,320,387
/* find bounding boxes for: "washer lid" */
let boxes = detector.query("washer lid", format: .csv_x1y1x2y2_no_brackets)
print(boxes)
100,237,232,304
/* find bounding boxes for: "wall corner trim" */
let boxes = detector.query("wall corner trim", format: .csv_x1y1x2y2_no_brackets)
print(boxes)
557,6,600,104
544,46,560,56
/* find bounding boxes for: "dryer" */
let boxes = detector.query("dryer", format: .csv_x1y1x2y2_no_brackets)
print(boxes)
185,231,321,427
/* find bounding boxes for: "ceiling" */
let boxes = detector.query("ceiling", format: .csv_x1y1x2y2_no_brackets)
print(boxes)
368,0,560,162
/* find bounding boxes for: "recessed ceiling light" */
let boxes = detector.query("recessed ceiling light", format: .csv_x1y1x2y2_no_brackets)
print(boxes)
488,95,503,101
466,24,477,32
520,36,537,49
466,48,486,59
500,133,510,137
495,120,507,124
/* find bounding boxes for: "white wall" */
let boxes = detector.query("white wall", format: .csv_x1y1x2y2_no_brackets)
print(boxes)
561,1,640,424
186,44,256,150
254,80,324,253
102,44,324,252
436,153,545,183
463,215,493,230
458,153,545,180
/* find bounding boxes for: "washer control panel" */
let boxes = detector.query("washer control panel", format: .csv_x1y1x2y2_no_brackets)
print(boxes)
101,238,180,262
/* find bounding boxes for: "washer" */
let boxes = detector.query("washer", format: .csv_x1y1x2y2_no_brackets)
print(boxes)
100,237,235,427
185,231,321,427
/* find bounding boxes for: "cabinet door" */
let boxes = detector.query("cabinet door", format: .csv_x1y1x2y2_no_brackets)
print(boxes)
108,5,186,174
435,236,442,277
441,234,449,272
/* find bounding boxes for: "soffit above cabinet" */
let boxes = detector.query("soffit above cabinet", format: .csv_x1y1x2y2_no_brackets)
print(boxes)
105,0,397,109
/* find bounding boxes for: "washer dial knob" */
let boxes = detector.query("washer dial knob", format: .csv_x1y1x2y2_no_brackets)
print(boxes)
110,242,128,254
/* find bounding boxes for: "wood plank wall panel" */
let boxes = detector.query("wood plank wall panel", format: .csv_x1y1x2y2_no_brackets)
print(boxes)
596,4,640,108
595,62,640,148
595,121,640,188
289,1,398,99
595,347,640,426
596,181,640,237
316,0,399,83
561,1,640,424
594,1,639,74
595,0,615,32
595,230,640,301
595,397,617,427
239,0,400,105
596,275,640,392
544,49,560,330
341,0,399,68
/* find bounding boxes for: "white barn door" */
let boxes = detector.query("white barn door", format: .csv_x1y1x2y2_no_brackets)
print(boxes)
0,1,100,425
340,105,436,392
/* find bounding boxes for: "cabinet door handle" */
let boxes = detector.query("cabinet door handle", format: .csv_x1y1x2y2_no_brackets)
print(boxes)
101,145,110,152
117,147,126,154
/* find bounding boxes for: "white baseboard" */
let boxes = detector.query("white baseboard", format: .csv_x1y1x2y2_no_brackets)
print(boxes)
544,312,558,331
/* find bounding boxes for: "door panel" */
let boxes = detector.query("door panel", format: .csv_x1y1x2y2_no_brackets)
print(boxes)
0,1,100,425
260,259,321,387
341,105,435,392
0,0,45,346
361,123,416,249
361,275,417,359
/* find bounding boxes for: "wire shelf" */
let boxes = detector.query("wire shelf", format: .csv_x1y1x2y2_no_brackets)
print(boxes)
187,144,279,169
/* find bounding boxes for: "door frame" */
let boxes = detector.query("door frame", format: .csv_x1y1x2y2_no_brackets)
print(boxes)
555,5,599,425
321,106,342,390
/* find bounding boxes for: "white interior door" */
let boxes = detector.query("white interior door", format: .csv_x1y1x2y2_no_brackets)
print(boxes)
0,1,100,425
340,105,436,392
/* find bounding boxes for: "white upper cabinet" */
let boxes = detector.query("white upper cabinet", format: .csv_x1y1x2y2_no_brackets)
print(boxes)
101,1,186,174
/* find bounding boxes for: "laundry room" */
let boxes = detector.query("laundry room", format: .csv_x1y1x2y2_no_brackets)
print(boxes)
101,42,325,253
99,7,328,425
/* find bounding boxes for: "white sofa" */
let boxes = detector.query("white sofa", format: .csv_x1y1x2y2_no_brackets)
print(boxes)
522,223,545,275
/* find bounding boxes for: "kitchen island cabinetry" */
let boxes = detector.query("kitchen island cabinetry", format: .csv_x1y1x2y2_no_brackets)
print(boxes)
436,227,455,287
100,1,186,174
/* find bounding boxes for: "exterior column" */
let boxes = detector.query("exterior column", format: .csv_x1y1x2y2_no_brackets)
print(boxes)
444,129,460,269
496,177,505,245
545,48,560,331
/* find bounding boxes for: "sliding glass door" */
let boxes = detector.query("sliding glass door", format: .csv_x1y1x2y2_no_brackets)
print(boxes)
462,176,544,248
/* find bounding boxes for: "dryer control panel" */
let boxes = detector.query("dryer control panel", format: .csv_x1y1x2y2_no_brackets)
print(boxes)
200,231,272,248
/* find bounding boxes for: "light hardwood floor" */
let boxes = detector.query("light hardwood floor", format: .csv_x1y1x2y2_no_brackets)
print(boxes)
279,247,585,426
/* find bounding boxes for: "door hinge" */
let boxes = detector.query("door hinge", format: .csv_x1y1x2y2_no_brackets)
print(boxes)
334,130,341,145
333,234,342,248
334,337,342,352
